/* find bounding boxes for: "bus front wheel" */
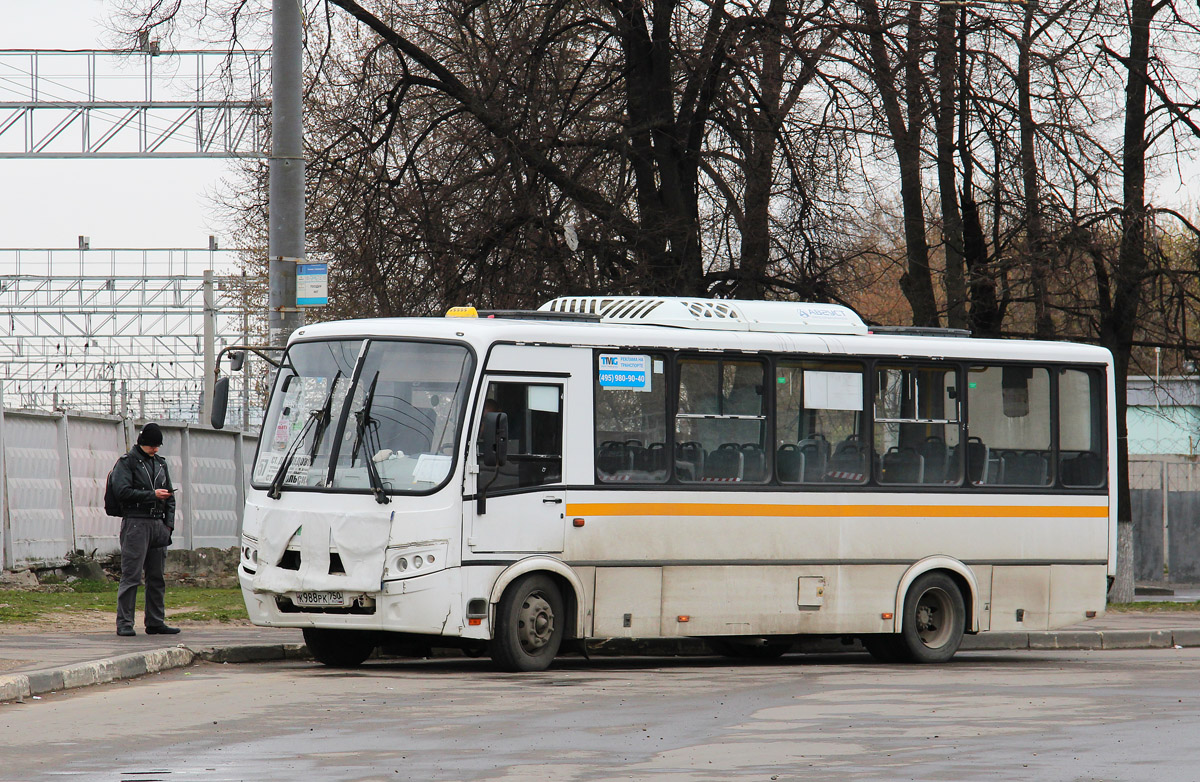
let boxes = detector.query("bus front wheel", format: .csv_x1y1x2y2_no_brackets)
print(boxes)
303,627,378,668
897,572,965,663
490,574,564,672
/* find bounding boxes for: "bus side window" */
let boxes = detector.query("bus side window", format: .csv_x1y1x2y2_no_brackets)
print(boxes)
594,353,668,483
965,365,1051,487
1058,367,1106,488
478,382,563,491
776,362,865,484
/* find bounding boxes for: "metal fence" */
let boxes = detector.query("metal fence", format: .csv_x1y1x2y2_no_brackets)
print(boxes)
4,403,1195,580
1131,456,1200,584
0,403,256,570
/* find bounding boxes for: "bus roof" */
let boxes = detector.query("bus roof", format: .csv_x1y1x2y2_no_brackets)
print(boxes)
290,307,1113,366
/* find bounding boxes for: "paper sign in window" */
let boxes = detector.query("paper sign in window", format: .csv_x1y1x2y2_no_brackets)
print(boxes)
528,385,560,413
804,371,862,411
598,354,651,392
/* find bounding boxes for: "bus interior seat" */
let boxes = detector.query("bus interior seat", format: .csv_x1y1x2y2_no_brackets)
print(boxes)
881,446,924,484
797,436,830,481
622,439,646,472
999,450,1049,485
596,441,632,476
918,436,949,483
740,443,767,481
777,444,803,482
638,442,667,474
706,444,744,481
827,440,867,481
676,441,705,481
962,436,991,484
1060,451,1103,486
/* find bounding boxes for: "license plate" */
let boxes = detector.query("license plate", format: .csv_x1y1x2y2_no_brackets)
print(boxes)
292,591,346,607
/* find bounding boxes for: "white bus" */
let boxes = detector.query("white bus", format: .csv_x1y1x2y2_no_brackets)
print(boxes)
221,297,1116,671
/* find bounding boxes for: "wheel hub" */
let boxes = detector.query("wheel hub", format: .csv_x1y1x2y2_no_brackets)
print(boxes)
915,587,952,648
517,592,554,653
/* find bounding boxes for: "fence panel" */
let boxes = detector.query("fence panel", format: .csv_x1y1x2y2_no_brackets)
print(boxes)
2,412,74,567
1167,461,1200,584
1129,460,1165,582
1132,488,1165,582
66,415,126,556
188,429,243,549
2,407,256,570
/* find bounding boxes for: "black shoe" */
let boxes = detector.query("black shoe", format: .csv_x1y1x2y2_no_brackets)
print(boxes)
117,627,136,637
145,625,181,635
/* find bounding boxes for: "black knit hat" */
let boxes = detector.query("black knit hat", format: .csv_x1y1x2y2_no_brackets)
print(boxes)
137,422,164,447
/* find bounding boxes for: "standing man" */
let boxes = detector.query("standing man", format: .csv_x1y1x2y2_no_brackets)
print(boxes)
111,422,180,637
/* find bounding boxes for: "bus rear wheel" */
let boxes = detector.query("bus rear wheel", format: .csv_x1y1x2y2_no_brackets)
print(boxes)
303,628,378,668
897,572,965,663
490,574,564,672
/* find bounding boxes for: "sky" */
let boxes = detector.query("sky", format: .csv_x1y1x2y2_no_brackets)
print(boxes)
0,0,238,250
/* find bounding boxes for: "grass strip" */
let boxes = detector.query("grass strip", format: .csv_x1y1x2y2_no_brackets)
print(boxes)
0,580,248,624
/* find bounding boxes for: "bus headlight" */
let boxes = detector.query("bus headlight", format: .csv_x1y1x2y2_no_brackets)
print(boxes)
385,541,448,581
240,536,259,574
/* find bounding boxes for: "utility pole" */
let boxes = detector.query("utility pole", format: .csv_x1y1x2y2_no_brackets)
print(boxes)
202,269,216,424
268,0,305,347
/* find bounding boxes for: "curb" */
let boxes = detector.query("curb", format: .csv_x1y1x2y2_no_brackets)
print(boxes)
0,643,309,704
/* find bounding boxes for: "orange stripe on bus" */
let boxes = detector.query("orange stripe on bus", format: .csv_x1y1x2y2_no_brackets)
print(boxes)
564,503,1109,519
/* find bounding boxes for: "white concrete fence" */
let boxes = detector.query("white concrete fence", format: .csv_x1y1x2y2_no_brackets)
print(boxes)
1,404,257,571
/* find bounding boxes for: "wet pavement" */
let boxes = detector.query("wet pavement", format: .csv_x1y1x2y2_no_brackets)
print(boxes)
2,583,1200,703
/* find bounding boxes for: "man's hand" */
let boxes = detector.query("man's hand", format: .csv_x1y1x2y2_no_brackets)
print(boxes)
154,488,171,500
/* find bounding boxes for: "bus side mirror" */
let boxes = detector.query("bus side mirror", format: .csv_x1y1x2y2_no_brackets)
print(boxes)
211,376,230,429
480,412,509,468
229,351,246,371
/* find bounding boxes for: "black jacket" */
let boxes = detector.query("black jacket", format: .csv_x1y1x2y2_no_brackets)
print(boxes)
111,445,176,527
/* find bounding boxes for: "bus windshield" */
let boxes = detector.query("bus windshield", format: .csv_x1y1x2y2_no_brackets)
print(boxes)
252,339,474,494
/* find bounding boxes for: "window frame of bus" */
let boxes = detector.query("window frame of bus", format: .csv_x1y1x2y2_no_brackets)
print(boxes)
964,363,1056,488
478,380,565,492
1056,365,1107,488
871,361,963,487
593,351,670,484
774,358,867,485
674,354,769,484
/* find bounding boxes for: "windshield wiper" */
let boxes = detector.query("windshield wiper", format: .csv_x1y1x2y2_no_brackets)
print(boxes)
267,370,343,499
307,370,343,460
350,371,389,504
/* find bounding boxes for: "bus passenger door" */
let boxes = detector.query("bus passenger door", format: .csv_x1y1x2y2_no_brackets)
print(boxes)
467,377,566,553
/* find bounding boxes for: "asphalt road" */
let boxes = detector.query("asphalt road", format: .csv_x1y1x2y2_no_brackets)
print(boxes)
4,648,1200,781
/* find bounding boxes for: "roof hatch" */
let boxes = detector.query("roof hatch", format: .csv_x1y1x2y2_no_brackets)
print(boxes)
539,296,868,335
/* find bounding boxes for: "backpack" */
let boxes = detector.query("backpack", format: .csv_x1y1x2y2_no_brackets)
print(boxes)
104,456,126,517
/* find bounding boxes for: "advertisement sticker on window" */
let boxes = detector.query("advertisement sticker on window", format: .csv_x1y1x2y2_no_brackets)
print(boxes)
598,354,651,392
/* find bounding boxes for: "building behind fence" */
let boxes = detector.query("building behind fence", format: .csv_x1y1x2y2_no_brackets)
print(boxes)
1,404,256,571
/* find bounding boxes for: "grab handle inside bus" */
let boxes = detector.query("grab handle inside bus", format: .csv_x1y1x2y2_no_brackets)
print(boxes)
478,411,509,514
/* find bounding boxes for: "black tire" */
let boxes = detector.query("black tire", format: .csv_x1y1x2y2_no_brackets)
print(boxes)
709,638,791,660
490,574,564,672
896,572,966,663
303,627,378,668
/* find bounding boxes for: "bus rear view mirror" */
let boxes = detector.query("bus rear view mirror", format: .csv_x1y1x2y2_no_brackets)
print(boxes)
211,376,230,430
229,350,246,371
481,412,509,468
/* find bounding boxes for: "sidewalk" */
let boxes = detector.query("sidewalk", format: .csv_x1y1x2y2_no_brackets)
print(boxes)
4,609,1200,704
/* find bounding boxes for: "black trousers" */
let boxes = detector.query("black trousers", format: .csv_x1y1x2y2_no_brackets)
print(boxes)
117,516,168,630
